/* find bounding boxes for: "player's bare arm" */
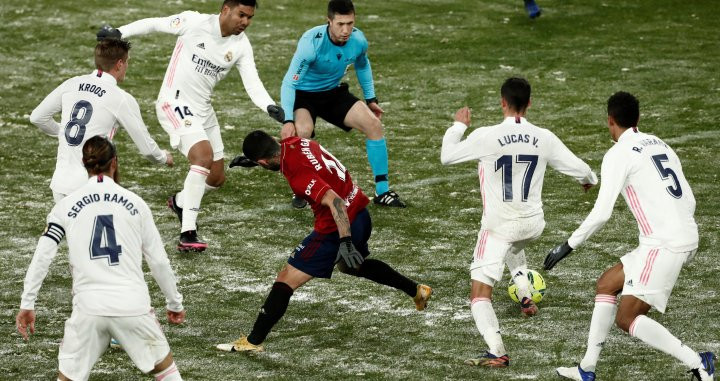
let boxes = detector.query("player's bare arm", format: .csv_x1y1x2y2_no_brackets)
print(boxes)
15,309,36,340
454,106,471,126
322,190,351,237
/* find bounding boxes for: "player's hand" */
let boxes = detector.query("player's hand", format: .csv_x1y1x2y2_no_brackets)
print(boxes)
280,122,297,140
367,101,384,120
544,241,573,271
97,25,122,41
454,106,471,126
167,309,186,325
228,154,258,168
336,237,364,270
164,151,174,167
266,105,285,124
16,309,36,340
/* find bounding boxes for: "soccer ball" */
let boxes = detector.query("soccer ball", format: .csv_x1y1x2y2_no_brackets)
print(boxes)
508,269,546,304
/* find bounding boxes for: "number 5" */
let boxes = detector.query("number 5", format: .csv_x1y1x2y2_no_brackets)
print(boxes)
651,154,682,198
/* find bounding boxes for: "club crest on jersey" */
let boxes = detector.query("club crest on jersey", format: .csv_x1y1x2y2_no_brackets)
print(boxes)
224,51,233,62
171,17,181,28
184,119,192,127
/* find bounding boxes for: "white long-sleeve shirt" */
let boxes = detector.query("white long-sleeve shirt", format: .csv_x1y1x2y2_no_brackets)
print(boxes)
568,129,698,251
29,70,167,195
20,176,183,316
442,117,597,241
119,11,274,118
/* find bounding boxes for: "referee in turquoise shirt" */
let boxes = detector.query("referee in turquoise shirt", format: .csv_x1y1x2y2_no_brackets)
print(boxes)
279,0,405,208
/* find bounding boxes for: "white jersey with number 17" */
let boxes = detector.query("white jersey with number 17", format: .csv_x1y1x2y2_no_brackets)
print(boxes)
442,117,598,241
29,70,167,195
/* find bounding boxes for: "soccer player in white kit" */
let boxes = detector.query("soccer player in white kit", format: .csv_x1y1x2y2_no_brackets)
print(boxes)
545,92,716,381
441,77,598,367
29,39,173,203
15,136,186,381
99,0,283,251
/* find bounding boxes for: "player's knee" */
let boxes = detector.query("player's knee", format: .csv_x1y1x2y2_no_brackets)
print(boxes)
206,173,225,188
364,117,383,139
615,313,633,333
595,277,618,296
336,261,359,276
152,352,174,374
57,372,71,381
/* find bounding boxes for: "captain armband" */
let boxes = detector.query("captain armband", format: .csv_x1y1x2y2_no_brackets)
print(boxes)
42,222,65,244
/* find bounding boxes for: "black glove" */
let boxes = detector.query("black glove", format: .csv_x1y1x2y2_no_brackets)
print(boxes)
544,241,573,271
228,154,258,168
267,105,285,124
97,25,122,41
336,237,364,270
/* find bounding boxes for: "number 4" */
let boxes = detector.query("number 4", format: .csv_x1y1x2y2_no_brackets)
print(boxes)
90,215,123,265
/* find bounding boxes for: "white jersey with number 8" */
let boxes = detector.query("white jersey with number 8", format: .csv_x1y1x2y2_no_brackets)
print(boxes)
29,70,167,195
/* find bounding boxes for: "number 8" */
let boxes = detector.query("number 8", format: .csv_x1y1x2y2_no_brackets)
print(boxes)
65,100,93,146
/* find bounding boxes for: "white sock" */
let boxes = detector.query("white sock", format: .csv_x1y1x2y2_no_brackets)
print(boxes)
471,297,506,356
630,315,702,369
579,294,617,372
510,268,532,302
181,165,209,233
154,361,182,381
175,183,217,209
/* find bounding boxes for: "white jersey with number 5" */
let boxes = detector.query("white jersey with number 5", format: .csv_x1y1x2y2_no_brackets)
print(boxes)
29,70,167,195
442,117,598,241
568,129,698,251
20,176,183,316
119,11,274,120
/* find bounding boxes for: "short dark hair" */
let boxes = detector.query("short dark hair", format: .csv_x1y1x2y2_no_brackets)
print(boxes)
242,130,280,162
500,77,531,112
607,91,639,128
328,0,354,18
95,39,131,72
83,136,117,175
222,0,257,9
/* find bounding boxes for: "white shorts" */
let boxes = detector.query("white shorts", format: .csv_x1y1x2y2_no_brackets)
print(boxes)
58,309,170,381
156,100,224,161
620,246,692,313
469,229,534,287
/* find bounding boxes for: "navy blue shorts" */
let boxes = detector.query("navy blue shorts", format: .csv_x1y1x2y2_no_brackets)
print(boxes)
288,208,372,279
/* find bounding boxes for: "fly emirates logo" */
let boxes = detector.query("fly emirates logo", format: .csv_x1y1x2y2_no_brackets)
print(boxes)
192,54,226,78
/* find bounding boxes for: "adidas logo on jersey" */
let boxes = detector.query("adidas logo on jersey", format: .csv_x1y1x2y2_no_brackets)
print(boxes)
197,43,205,49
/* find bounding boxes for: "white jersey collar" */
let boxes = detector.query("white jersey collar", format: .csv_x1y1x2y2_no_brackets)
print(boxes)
88,175,116,185
91,69,118,86
617,127,639,142
503,116,528,125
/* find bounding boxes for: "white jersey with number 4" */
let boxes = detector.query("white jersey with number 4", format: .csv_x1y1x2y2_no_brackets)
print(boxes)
442,117,598,241
29,70,167,195
20,176,183,316
568,129,698,251
119,11,274,120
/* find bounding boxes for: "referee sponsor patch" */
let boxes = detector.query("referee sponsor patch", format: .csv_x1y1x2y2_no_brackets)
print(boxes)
43,222,65,244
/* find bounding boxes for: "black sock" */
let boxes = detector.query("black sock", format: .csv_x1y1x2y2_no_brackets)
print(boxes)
355,258,418,297
247,282,293,345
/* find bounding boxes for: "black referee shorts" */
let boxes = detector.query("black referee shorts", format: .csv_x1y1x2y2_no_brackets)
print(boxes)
294,82,360,132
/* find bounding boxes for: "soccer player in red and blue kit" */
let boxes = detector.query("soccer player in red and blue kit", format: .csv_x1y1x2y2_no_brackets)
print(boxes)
216,130,431,353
